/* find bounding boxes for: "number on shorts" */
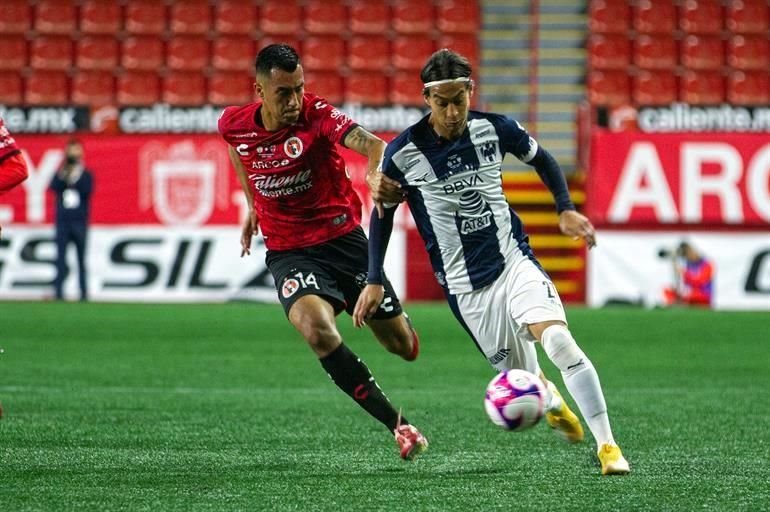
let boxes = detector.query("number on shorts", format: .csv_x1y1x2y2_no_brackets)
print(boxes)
296,272,320,290
542,280,555,299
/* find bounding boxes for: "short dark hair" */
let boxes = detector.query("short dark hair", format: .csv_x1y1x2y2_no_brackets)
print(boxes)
420,49,472,94
255,44,301,77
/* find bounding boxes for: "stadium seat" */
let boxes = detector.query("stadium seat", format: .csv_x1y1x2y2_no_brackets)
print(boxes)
117,71,161,106
633,0,677,33
588,0,629,34
0,72,23,104
303,72,344,104
79,1,121,35
348,36,390,72
588,69,631,107
632,70,677,106
438,35,480,72
214,1,256,35
392,1,435,34
349,0,390,34
304,0,347,35
726,0,769,34
633,34,677,70
170,0,211,35
436,0,480,34
75,36,119,71
727,35,770,71
302,36,346,72
393,36,436,71
345,71,389,106
121,36,164,71
679,0,722,35
125,1,167,35
0,0,30,34
24,70,68,105
587,34,631,70
166,37,210,72
390,71,426,106
681,35,724,71
680,70,724,105
260,0,301,35
71,71,115,105
34,0,76,35
208,72,254,105
0,36,27,71
29,36,73,71
212,37,255,71
727,70,770,105
162,72,206,106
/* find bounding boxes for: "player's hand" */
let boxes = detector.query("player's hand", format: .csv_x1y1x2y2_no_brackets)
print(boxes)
240,210,259,257
353,284,385,328
559,210,596,249
366,170,404,218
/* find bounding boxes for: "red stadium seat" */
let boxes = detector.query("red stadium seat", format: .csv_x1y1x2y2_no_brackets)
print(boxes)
392,1,435,34
71,71,115,105
303,72,344,104
35,0,76,35
632,70,677,106
0,36,27,71
214,1,256,35
390,71,425,106
163,72,206,106
208,72,254,105
726,0,769,34
633,0,677,34
121,37,164,71
349,0,390,34
212,37,255,71
633,34,677,70
727,70,770,105
348,36,390,72
117,71,161,106
437,1,480,34
302,37,346,72
393,36,436,71
345,71,389,106
79,1,121,35
681,35,724,70
170,0,211,35
0,0,31,34
25,70,69,105
166,37,210,72
76,36,119,71
30,36,72,71
304,0,347,35
588,0,629,34
727,35,770,71
0,72,23,104
588,69,631,107
679,0,722,35
260,0,301,35
680,70,724,105
438,35,480,72
587,34,631,70
125,1,167,35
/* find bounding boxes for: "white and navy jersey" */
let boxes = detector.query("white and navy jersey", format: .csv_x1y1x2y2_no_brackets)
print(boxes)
382,111,543,294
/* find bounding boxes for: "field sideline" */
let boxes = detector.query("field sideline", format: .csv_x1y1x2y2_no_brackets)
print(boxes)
1,302,768,511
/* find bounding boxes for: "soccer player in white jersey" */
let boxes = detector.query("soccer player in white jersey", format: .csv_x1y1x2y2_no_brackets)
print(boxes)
354,49,630,475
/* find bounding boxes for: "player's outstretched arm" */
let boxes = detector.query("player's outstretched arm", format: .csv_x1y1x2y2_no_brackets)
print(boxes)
228,146,259,256
343,126,403,217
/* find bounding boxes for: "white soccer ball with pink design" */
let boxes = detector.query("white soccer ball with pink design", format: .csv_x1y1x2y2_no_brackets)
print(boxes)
484,369,546,431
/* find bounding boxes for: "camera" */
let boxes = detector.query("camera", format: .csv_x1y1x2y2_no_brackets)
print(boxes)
658,242,688,259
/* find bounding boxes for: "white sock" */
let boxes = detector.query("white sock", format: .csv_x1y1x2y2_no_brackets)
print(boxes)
543,378,563,412
540,325,615,446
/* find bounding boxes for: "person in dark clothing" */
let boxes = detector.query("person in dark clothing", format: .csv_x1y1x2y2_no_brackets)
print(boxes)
50,139,93,301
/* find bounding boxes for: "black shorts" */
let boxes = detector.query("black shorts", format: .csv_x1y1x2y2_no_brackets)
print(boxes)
265,226,403,319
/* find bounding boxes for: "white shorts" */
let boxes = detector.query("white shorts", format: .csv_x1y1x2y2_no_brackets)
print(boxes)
449,253,567,373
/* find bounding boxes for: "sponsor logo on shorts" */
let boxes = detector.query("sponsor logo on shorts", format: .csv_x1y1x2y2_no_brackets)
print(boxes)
282,278,300,298
487,348,511,366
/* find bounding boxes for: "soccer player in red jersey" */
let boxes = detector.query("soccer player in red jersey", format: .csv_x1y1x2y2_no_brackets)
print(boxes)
0,116,29,238
218,44,427,460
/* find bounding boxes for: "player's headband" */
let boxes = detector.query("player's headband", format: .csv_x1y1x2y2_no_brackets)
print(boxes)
422,77,472,89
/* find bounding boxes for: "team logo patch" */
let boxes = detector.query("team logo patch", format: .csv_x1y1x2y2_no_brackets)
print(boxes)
282,278,300,298
284,137,303,159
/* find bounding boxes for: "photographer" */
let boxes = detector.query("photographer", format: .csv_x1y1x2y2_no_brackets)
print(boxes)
661,242,713,307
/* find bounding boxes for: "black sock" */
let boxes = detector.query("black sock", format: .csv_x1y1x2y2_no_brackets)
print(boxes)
320,343,406,432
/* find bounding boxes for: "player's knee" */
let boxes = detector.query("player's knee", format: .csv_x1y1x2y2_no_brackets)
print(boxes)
290,309,341,354
540,325,587,373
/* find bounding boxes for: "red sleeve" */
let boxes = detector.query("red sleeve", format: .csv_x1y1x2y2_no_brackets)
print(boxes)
217,106,237,138
683,261,713,287
307,96,357,146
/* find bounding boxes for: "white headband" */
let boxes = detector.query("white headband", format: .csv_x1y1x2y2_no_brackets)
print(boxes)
422,77,472,89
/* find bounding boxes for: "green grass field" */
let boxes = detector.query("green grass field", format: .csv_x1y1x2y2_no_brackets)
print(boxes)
1,302,768,511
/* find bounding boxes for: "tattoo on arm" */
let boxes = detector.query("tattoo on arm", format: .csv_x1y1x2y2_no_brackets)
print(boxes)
344,126,384,158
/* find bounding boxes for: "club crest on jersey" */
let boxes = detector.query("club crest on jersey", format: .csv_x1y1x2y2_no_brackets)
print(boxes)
284,137,303,159
282,278,300,298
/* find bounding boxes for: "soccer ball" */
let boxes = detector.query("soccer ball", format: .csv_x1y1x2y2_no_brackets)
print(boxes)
484,369,546,431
